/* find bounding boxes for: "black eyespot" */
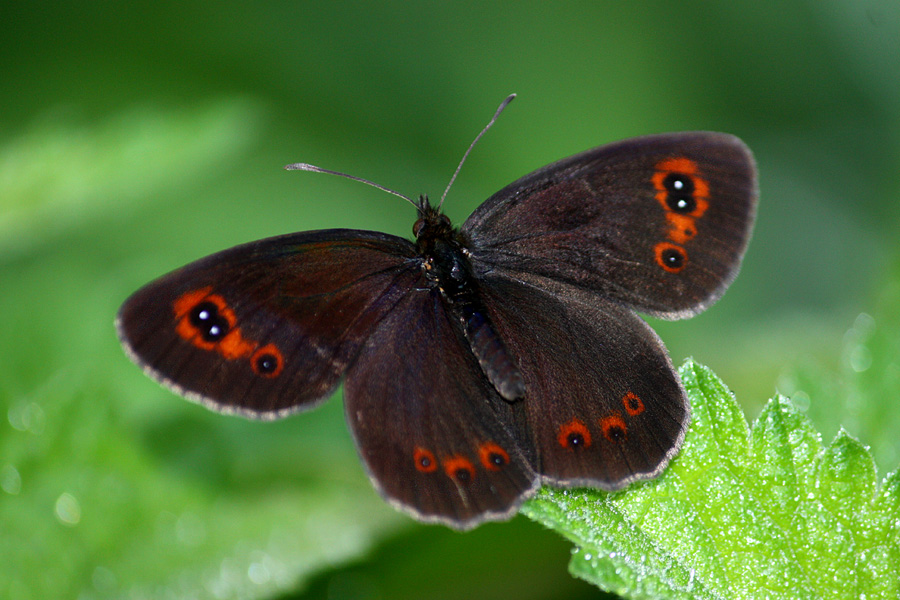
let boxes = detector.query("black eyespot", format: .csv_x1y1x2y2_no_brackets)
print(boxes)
623,392,645,416
189,302,229,341
662,248,685,270
606,426,625,442
663,173,696,214
567,432,585,448
413,448,438,473
250,345,284,378
667,194,696,214
255,353,278,374
663,173,694,194
478,442,510,471
663,173,697,215
454,468,472,483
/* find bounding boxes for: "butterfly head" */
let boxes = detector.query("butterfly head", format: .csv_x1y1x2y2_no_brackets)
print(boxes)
413,195,455,242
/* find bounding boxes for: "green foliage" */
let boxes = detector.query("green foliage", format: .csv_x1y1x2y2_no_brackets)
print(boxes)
522,360,899,599
2,3,899,599
779,260,900,474
0,372,407,600
0,100,258,257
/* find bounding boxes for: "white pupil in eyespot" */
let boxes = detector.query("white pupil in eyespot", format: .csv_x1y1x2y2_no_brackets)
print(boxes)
673,179,684,190
198,310,210,320
209,325,220,336
677,199,688,209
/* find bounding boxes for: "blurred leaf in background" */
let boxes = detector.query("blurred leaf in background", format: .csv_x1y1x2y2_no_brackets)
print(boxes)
1,2,898,599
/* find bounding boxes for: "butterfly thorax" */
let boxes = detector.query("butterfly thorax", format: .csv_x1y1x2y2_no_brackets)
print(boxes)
413,196,526,402
413,196,478,302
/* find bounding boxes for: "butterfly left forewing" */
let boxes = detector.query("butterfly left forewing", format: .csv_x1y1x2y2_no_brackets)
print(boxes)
479,275,688,488
117,229,419,417
463,132,757,319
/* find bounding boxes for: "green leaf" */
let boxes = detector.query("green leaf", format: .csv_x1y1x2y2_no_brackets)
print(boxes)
521,360,900,600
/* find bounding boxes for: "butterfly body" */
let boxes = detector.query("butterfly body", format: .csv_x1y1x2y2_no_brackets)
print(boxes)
415,197,526,401
118,130,757,529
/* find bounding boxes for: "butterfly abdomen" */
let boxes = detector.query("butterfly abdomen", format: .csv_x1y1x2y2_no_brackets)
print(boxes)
460,303,526,401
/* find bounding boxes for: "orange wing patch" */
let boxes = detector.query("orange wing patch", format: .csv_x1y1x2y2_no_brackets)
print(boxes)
172,288,285,377
651,157,712,274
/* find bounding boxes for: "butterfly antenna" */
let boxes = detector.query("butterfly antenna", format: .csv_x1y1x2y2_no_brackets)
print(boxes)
285,162,418,208
439,93,516,209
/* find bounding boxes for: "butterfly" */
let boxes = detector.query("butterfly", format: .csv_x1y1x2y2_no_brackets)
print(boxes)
117,96,757,529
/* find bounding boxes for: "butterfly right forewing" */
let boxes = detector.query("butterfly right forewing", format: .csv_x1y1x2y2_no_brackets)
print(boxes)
463,132,757,319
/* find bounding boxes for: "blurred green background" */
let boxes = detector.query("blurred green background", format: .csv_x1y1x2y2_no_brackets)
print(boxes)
2,2,899,599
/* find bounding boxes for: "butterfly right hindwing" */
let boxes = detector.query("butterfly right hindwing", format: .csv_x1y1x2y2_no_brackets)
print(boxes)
479,275,689,488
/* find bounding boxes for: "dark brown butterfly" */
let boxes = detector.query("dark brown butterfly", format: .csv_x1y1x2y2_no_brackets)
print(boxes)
117,96,757,529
